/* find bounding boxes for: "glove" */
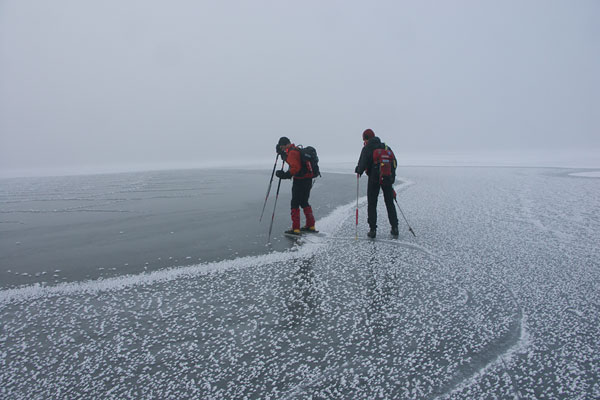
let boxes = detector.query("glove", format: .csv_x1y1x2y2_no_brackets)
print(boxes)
276,170,292,179
354,166,363,176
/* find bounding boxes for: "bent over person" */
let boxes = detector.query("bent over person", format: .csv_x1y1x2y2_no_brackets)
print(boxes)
355,128,399,238
275,136,316,236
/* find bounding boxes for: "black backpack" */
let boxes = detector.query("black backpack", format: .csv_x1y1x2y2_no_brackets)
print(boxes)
298,145,321,178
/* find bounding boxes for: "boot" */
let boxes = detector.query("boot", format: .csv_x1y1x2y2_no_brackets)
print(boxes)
291,208,301,231
301,206,316,231
391,226,399,237
367,229,376,238
285,229,301,236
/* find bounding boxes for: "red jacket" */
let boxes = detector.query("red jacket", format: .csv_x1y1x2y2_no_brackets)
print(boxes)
285,145,313,179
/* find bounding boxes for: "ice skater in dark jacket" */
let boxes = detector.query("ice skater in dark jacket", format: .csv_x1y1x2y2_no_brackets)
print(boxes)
355,129,399,238
275,136,316,236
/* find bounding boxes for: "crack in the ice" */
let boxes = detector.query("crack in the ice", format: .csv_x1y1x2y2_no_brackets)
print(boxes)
436,256,526,400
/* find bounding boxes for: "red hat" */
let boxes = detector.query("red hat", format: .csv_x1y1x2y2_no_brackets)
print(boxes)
362,129,375,141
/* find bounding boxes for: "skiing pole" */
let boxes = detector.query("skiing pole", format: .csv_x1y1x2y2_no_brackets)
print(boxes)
267,161,285,243
393,189,416,237
259,153,279,222
355,174,359,240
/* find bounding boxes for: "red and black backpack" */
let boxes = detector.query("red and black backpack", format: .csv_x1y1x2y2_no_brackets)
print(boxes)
372,144,396,184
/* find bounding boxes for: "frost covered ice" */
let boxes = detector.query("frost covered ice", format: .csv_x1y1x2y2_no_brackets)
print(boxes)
1,167,599,399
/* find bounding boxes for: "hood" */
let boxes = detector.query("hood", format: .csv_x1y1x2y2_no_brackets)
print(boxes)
366,136,382,147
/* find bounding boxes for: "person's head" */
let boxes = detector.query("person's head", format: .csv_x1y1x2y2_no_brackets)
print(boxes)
362,129,375,142
276,136,291,156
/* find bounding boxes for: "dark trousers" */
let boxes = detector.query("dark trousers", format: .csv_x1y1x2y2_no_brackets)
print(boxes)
367,177,398,230
291,178,312,209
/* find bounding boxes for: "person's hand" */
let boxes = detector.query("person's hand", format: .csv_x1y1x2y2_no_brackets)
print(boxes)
276,170,291,179
354,166,362,176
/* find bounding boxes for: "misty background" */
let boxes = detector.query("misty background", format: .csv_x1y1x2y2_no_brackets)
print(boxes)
1,0,599,178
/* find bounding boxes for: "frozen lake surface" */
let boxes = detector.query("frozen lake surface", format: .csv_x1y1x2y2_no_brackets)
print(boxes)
1,167,599,398
0,169,356,288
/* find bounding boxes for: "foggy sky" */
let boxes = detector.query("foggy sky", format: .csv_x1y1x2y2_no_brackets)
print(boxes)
1,0,599,176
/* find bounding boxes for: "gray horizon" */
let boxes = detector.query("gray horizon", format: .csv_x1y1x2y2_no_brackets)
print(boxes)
1,0,599,177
